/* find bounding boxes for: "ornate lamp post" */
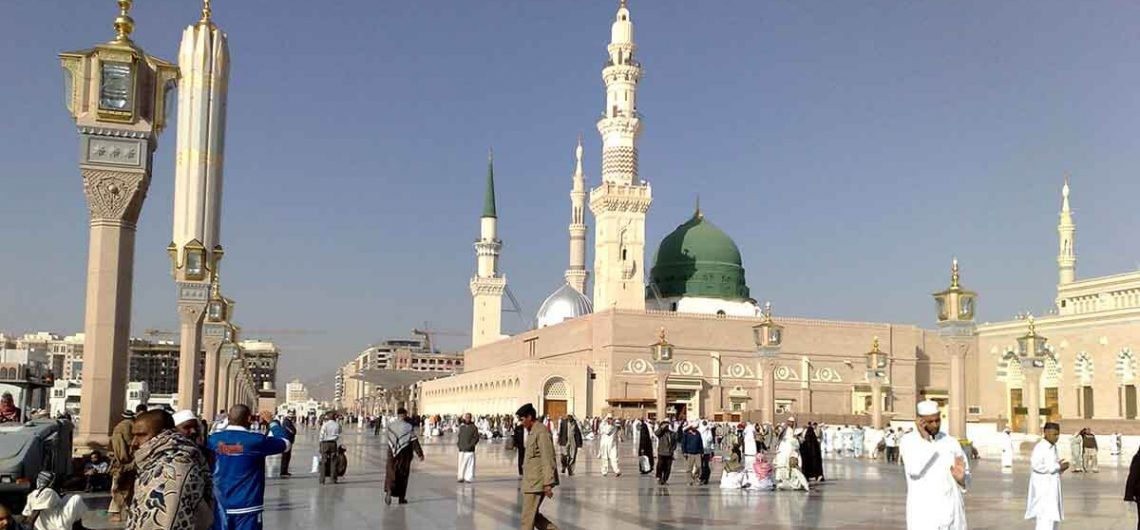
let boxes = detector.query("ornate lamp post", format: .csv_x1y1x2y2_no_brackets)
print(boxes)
60,0,178,445
200,275,233,419
752,302,784,425
866,337,889,428
650,328,674,421
933,258,977,439
217,341,238,415
1016,316,1051,436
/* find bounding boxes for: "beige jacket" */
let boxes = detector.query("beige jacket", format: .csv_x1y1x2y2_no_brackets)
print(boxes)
520,422,559,494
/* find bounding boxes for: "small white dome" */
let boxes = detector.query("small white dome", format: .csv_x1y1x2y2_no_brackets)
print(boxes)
536,283,593,328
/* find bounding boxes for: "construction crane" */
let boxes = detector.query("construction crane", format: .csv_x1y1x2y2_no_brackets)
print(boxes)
412,324,468,353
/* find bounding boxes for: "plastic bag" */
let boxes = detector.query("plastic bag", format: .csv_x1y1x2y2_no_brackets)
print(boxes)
310,455,320,474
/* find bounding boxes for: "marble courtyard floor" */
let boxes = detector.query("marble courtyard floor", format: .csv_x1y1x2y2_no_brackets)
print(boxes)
263,428,1138,529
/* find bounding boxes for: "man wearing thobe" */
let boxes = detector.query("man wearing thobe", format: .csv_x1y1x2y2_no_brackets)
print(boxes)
742,423,759,486
384,408,425,505
1000,428,1015,469
1026,422,1068,530
108,410,135,523
556,414,583,476
597,415,621,477
456,413,479,483
517,403,559,530
900,400,969,530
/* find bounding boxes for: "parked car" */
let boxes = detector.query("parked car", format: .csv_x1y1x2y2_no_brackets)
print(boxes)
0,419,73,493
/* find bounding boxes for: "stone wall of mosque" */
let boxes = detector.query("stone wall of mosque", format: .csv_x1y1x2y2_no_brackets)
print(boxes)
976,308,1140,427
427,308,961,420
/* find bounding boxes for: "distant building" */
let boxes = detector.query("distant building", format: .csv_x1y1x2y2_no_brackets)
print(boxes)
335,337,462,415
240,340,280,393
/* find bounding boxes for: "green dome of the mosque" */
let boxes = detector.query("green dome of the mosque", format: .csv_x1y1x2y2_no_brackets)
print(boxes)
649,209,750,301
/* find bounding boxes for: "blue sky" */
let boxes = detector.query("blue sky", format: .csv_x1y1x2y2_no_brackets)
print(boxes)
3,1,1140,386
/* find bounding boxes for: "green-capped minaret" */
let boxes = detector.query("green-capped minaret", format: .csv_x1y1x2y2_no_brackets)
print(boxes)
482,150,497,218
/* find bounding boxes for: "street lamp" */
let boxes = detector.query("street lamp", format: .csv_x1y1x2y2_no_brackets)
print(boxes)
650,327,674,421
752,302,784,425
1016,315,1051,436
932,257,977,439
866,337,888,428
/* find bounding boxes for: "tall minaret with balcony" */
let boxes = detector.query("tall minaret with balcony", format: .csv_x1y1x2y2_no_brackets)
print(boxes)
565,137,589,294
1058,175,1076,286
590,0,652,310
470,153,506,348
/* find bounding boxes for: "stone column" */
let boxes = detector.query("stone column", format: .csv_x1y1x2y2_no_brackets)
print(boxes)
870,378,883,429
200,335,223,420
653,361,671,421
76,167,150,447
761,359,777,425
945,340,969,439
176,300,206,414
1023,365,1044,436
799,356,812,414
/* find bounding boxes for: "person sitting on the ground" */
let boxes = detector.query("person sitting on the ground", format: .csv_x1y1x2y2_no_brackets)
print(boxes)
0,394,21,424
0,503,25,530
719,452,748,489
22,472,87,530
82,453,110,492
751,454,775,491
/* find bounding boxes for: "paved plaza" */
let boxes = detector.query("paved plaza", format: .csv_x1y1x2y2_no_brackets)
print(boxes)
262,428,1139,529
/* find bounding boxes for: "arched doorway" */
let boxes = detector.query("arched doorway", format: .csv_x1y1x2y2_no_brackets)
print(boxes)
543,377,571,420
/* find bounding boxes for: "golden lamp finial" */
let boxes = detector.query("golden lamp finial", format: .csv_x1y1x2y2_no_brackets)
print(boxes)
1026,314,1037,335
201,0,213,24
950,257,960,289
871,336,881,353
657,327,667,344
210,270,221,299
113,0,135,42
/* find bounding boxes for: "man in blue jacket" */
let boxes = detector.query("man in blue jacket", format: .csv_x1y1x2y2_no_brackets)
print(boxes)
681,422,704,486
207,405,289,530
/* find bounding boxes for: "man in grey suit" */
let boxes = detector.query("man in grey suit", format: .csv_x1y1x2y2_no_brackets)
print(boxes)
517,403,559,530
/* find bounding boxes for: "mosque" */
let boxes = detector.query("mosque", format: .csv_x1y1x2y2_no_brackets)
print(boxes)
419,1,1140,434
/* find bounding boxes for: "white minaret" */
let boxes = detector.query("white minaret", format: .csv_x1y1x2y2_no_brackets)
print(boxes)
1058,174,1076,285
470,152,506,348
171,0,230,413
590,0,652,310
565,136,589,294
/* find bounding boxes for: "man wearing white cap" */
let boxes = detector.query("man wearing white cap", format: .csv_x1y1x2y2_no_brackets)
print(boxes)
900,400,969,530
597,414,622,477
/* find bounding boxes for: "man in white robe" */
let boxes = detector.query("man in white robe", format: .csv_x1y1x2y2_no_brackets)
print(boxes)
597,415,622,477
774,423,809,492
1025,422,1068,530
900,400,969,530
742,423,759,486
1000,429,1015,469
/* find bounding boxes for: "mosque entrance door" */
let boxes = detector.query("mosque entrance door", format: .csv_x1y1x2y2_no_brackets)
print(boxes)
1125,385,1138,419
544,400,567,420
1009,388,1025,433
1044,388,1060,423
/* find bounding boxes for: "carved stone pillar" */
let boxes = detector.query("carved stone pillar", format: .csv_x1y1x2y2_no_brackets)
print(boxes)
200,330,224,420
945,339,970,439
760,358,778,426
176,299,207,413
77,165,150,447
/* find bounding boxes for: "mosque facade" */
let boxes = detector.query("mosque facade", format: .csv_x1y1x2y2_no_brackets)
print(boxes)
419,2,1140,433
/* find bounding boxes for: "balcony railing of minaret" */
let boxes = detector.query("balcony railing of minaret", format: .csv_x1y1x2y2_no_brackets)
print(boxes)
599,109,644,121
604,58,641,69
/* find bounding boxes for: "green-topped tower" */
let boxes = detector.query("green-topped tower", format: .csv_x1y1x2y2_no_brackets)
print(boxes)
470,150,506,347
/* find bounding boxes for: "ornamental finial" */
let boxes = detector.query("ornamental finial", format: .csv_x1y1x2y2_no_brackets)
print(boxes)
871,336,881,353
657,327,667,344
1027,314,1036,335
201,0,213,24
950,257,960,289
113,0,135,42
763,301,773,321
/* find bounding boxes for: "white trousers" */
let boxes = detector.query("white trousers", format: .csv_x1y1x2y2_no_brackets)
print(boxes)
600,446,620,475
742,455,758,486
457,451,476,482
1033,517,1059,530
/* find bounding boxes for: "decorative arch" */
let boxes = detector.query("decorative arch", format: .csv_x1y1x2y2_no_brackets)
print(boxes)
1117,348,1137,384
1043,355,1062,387
1074,352,1094,385
997,349,1025,387
543,377,571,400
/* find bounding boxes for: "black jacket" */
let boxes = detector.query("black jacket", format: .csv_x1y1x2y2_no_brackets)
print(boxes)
557,420,583,448
1126,451,1140,501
